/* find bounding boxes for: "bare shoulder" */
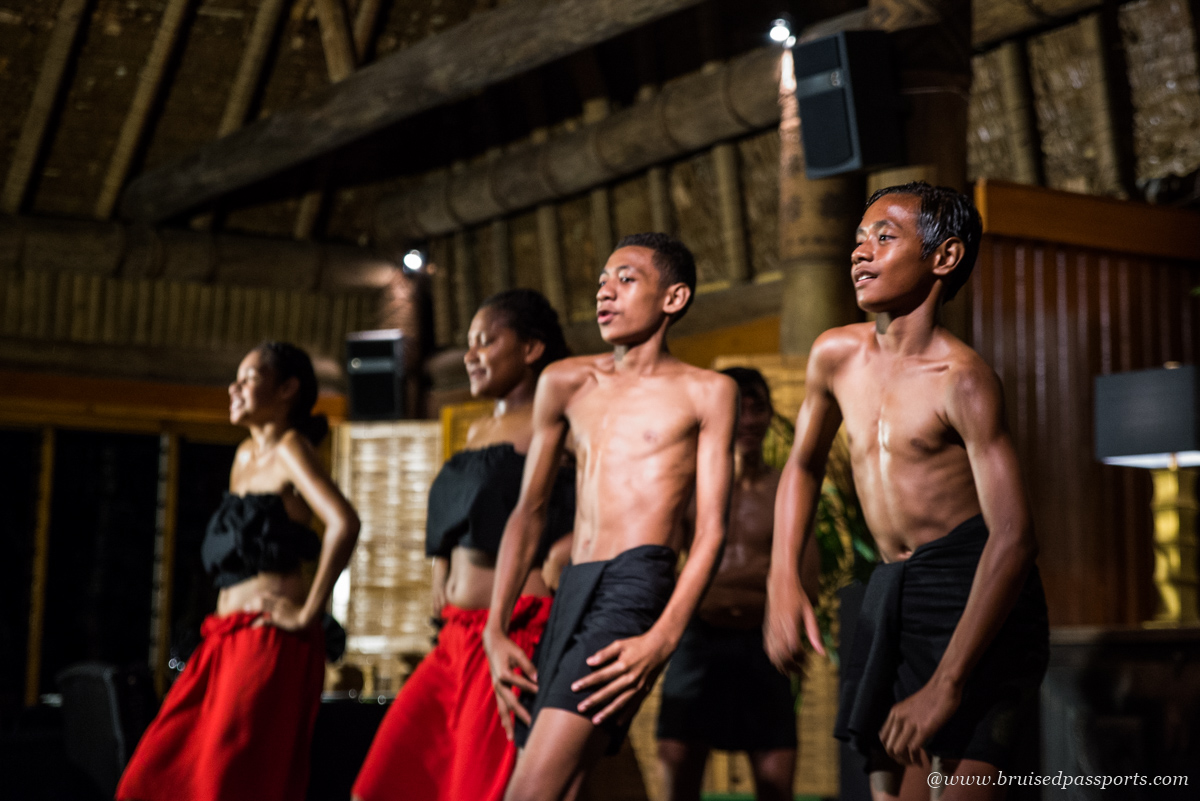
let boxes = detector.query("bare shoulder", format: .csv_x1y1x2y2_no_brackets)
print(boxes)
809,323,872,374
277,428,319,464
942,335,1002,401
679,363,738,411
536,354,604,410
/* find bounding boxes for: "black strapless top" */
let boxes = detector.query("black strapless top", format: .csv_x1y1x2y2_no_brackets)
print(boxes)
425,443,575,563
201,492,322,589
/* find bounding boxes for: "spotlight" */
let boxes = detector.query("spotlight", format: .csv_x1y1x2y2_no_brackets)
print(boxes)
402,249,425,271
769,17,792,44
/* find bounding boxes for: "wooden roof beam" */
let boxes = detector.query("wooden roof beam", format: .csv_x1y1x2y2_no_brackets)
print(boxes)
1,0,91,215
118,0,706,224
94,0,196,220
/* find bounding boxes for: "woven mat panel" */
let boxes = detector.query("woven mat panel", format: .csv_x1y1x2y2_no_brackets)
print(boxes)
1118,0,1200,182
968,48,1018,182
336,421,442,693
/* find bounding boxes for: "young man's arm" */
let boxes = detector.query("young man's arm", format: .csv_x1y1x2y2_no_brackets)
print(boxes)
878,363,1038,765
483,364,574,740
765,333,845,673
574,373,738,725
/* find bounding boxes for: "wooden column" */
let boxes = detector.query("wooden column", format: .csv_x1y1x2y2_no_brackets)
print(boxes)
429,237,456,348
2,0,91,214
536,205,568,315
151,432,180,697
452,230,477,344
996,40,1042,186
713,141,749,284
490,219,513,293
95,0,195,220
777,49,860,356
647,166,673,233
25,428,55,706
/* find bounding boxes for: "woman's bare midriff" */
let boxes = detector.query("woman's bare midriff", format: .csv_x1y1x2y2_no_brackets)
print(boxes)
217,571,308,618
444,546,550,610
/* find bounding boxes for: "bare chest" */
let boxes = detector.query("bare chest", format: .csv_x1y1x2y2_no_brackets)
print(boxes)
567,378,698,466
835,366,954,466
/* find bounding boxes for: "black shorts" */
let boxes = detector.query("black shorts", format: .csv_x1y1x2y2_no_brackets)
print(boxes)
834,515,1049,769
657,617,797,751
515,544,676,755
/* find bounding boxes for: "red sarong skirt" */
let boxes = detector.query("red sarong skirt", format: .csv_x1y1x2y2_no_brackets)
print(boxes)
116,611,325,801
352,595,551,801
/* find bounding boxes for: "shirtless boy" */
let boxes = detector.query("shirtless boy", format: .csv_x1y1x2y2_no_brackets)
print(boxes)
657,367,817,801
483,233,738,801
766,183,1049,800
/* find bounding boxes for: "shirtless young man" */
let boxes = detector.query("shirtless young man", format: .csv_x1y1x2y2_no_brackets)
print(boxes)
483,233,738,801
766,183,1049,800
657,367,817,801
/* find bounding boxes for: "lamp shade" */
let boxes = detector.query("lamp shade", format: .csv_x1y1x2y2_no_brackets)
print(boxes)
1094,365,1200,468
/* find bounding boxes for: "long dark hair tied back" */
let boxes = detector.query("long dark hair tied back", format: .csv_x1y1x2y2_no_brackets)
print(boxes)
254,341,329,446
479,289,570,375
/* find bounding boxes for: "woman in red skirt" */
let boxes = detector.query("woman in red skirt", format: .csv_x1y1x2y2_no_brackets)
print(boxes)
117,342,360,801
353,289,574,801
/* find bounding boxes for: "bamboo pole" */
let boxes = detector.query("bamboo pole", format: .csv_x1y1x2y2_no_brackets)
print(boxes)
2,0,91,214
25,428,55,707
218,0,290,137
536,205,567,315
151,433,180,697
996,40,1042,186
713,141,749,283
95,0,195,220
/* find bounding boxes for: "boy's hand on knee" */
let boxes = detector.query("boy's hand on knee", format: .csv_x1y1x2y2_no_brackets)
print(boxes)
878,677,961,766
572,632,671,725
483,626,539,740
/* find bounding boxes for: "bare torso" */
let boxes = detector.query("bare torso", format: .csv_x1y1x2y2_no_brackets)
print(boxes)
443,404,549,610
563,354,717,564
697,466,780,628
829,324,984,562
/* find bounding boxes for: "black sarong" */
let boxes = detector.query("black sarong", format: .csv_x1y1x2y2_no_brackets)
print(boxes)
834,515,1049,769
657,617,797,751
515,544,676,754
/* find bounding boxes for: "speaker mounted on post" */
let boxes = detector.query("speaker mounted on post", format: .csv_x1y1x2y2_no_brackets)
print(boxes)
793,30,904,179
346,330,406,420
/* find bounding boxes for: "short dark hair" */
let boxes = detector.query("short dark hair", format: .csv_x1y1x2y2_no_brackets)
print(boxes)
721,366,773,411
254,341,327,445
480,288,570,375
864,181,982,302
615,232,697,320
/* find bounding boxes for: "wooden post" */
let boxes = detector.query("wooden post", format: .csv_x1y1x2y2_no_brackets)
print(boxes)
536,205,568,315
647,166,673,233
218,0,289,137
996,40,1042,186
452,230,477,344
490,219,513,292
777,49,861,356
25,427,55,706
2,0,91,214
95,0,195,220
151,433,180,698
429,237,456,348
350,0,384,62
713,142,749,283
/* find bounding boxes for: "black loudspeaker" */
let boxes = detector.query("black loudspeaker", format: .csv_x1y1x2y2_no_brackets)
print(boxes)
793,30,904,178
346,330,406,420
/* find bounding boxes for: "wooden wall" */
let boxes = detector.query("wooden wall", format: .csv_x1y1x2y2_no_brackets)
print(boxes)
969,181,1200,626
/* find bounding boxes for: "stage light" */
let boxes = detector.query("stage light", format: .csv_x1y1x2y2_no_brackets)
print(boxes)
769,18,793,46
402,249,425,271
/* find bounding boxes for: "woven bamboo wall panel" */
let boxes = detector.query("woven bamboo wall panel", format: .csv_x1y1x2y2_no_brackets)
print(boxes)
336,421,442,690
612,173,654,241
669,150,724,286
968,48,1019,182
509,210,544,296
738,130,781,280
1028,18,1123,196
0,269,379,358
1118,0,1200,182
558,194,598,323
